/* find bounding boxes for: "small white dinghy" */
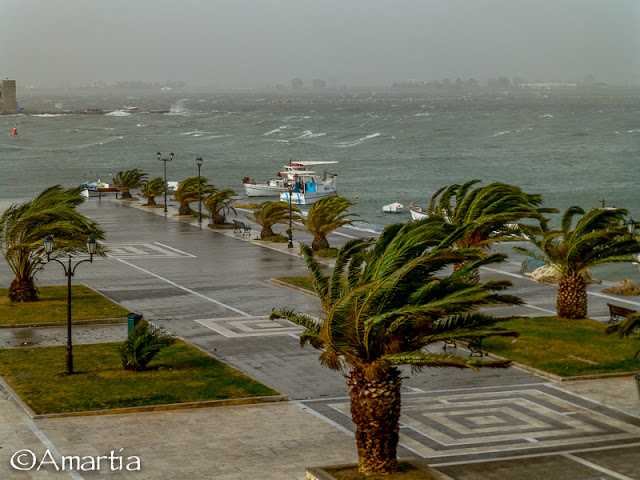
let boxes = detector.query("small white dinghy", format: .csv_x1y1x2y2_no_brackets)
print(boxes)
382,202,405,213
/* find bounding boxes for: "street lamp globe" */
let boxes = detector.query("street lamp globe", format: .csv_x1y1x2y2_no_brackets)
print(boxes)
86,236,98,255
43,235,55,255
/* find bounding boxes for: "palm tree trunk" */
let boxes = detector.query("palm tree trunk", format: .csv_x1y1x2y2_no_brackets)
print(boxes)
178,204,192,215
347,367,401,476
312,235,329,251
9,277,38,302
260,226,275,239
557,274,587,319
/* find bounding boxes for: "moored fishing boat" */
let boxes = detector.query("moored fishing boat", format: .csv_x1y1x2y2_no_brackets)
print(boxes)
279,163,339,205
78,180,119,197
243,160,337,198
409,202,428,220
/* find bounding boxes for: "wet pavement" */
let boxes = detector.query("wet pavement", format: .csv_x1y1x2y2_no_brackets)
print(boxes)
1,197,639,479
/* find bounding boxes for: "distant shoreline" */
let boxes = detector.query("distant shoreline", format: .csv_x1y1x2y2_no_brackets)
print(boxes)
2,108,170,116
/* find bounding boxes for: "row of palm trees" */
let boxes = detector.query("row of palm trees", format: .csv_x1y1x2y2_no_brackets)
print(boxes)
113,168,364,247
112,169,237,223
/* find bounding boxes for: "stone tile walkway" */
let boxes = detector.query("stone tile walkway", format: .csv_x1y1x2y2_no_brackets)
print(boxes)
1,198,639,479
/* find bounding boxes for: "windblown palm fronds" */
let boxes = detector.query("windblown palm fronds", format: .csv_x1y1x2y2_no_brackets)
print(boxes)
246,200,301,239
605,312,640,358
204,188,237,225
173,177,215,215
296,195,362,251
140,177,165,206
0,185,105,302
427,180,555,250
112,169,148,199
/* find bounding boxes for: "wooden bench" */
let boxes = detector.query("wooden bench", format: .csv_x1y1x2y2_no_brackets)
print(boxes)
442,337,484,357
607,303,637,324
233,220,252,236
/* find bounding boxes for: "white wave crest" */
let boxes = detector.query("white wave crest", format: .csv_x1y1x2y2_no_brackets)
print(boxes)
181,130,213,137
335,133,381,148
538,114,554,118
265,125,290,136
30,113,64,117
166,99,190,116
106,110,132,117
491,130,510,137
297,130,326,139
414,113,431,117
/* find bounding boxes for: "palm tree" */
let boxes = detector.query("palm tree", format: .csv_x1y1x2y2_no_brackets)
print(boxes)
204,188,237,225
245,201,301,239
0,185,105,302
271,218,521,476
297,196,361,251
140,177,164,206
173,177,215,216
427,180,554,252
515,206,640,319
111,169,147,199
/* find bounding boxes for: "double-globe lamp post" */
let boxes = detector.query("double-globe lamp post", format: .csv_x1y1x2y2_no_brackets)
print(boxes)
156,152,174,213
196,156,203,224
43,235,98,375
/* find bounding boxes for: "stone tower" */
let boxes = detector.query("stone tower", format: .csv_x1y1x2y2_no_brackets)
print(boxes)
0,80,18,113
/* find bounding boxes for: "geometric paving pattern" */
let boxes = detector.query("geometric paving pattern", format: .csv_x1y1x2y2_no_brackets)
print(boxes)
303,384,640,464
195,316,304,337
106,242,196,259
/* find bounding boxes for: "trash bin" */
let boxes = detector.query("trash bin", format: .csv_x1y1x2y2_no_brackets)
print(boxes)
127,313,143,333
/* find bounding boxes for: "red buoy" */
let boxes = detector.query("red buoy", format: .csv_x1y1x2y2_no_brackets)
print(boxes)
10,124,18,135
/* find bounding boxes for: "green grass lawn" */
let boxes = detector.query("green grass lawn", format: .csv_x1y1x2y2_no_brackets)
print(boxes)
0,285,130,325
275,276,640,377
277,276,316,291
484,316,640,377
0,340,278,414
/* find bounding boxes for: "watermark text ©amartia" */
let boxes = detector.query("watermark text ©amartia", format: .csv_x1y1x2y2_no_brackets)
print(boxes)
11,448,141,471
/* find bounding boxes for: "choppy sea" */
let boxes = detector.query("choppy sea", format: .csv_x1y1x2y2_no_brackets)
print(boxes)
1,88,639,282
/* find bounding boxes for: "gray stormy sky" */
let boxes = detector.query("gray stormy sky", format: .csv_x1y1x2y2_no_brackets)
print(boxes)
1,0,639,89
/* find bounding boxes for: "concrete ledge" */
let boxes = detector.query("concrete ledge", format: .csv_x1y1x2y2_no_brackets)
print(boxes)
306,459,455,480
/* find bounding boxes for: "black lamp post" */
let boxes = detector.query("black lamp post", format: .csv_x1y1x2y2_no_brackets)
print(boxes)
196,156,203,224
156,152,174,213
287,181,294,248
43,235,97,375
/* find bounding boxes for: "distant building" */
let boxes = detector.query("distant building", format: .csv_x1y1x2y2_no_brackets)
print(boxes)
0,80,18,113
521,83,577,89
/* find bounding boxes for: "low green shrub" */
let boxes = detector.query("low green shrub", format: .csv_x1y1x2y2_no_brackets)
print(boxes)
118,320,175,371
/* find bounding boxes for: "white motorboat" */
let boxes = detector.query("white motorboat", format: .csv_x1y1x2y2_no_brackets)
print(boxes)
279,165,339,205
78,180,119,198
382,202,405,213
243,160,337,197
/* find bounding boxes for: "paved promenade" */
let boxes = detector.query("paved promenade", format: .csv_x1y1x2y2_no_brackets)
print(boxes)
1,197,640,479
